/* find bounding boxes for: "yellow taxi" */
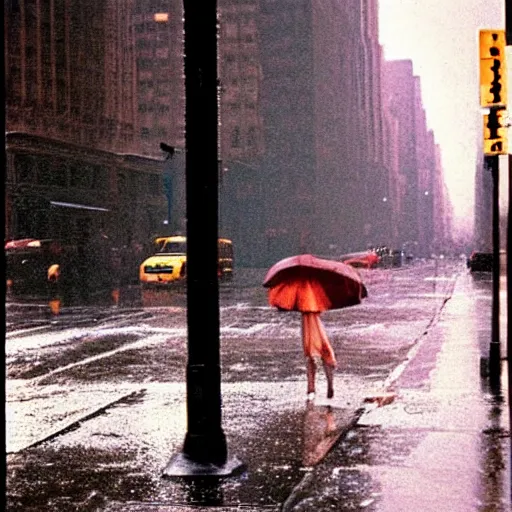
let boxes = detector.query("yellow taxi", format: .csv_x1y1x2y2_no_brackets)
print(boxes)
139,235,234,286
139,235,188,286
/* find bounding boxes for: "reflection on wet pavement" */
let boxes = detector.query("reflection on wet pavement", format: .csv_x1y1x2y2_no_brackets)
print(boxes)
302,402,341,467
6,383,358,511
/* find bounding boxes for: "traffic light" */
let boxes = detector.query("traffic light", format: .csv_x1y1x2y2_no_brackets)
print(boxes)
483,108,508,155
479,29,507,107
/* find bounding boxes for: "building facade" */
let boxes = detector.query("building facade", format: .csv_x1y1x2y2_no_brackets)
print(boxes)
5,0,453,265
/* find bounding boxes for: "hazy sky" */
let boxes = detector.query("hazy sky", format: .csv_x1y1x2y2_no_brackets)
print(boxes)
378,0,506,237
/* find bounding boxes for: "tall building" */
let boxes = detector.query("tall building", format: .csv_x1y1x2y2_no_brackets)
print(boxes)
5,0,186,157
380,45,402,249
130,1,185,156
359,0,390,249
382,61,454,256
242,0,385,263
5,1,113,149
414,76,434,257
4,0,172,246
5,0,452,263
382,59,419,252
432,143,454,253
216,0,266,265
218,0,264,163
474,146,493,252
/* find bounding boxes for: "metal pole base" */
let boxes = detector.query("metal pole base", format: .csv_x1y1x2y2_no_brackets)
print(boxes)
162,452,246,478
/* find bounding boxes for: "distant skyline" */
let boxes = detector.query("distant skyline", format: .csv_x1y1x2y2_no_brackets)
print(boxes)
378,0,506,238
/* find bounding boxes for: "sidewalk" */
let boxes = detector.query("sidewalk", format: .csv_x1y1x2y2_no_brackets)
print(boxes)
282,271,511,511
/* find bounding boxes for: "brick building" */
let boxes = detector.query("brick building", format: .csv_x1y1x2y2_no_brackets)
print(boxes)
5,0,453,265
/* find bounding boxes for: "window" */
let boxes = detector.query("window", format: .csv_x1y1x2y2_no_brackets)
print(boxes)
91,165,106,190
231,127,241,148
149,174,160,195
117,172,128,195
160,240,187,254
248,126,257,147
16,155,38,184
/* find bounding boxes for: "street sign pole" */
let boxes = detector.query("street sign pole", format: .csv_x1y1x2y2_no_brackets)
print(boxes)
479,29,508,387
163,0,244,478
504,4,512,499
485,152,501,387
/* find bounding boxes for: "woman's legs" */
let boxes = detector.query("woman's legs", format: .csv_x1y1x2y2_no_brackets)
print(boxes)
307,358,334,398
306,357,316,395
323,361,334,398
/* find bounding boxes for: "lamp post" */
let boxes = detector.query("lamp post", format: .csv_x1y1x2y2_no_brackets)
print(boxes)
160,142,176,234
484,154,501,389
162,0,243,477
423,190,432,258
382,196,391,247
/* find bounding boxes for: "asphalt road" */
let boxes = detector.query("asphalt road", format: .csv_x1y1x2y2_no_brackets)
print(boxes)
6,258,470,510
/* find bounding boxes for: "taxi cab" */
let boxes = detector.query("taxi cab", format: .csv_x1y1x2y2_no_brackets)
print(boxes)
139,236,188,286
139,235,234,286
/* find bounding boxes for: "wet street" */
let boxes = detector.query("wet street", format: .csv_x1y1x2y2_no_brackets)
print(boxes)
5,258,510,511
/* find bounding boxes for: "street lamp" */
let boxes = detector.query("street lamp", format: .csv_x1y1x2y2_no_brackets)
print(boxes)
160,143,175,233
382,196,392,248
160,143,185,234
162,1,244,478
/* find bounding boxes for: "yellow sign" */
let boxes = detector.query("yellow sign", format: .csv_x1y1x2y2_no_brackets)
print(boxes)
479,29,507,107
483,108,508,155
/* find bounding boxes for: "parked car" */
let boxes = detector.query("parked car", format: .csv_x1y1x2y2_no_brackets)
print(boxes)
467,251,493,272
5,236,117,300
377,248,403,268
339,250,380,269
5,238,59,297
139,235,234,287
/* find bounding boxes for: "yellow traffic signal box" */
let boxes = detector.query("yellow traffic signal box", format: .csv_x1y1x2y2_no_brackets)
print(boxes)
479,29,507,108
483,108,508,155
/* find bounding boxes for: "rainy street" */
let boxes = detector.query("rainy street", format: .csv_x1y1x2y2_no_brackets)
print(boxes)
5,0,511,509
8,257,509,511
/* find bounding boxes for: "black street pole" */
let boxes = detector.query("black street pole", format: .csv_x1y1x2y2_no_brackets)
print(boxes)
161,142,175,234
163,0,243,477
505,1,511,500
486,152,501,387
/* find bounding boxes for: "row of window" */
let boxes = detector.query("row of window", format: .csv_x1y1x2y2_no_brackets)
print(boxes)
13,154,162,197
230,126,258,148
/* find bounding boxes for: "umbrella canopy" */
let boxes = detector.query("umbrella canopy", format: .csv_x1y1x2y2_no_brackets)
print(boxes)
263,254,368,313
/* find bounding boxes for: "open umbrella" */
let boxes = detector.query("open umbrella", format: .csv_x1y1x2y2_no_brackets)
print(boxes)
263,254,368,312
263,254,368,398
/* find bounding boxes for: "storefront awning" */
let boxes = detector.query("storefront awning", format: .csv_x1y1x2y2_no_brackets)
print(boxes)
50,201,109,212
